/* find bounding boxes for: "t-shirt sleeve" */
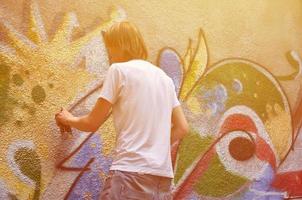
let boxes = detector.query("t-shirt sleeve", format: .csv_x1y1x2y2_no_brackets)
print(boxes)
171,80,181,109
98,64,122,104
172,90,181,108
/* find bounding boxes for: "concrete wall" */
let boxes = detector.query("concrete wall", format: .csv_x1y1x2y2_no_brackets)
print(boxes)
0,0,302,199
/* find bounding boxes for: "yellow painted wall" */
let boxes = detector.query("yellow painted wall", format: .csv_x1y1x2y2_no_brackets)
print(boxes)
0,0,301,199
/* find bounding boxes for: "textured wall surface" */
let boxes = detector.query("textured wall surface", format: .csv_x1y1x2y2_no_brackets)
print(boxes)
0,0,302,199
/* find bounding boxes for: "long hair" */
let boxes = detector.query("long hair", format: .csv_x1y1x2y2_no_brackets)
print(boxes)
103,21,148,60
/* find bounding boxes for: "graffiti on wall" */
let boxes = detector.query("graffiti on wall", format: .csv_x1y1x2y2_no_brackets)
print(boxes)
0,1,125,199
0,1,302,200
158,30,302,200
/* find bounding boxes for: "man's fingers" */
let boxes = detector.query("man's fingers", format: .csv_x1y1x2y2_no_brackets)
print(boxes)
54,107,70,137
55,117,61,126
55,112,62,120
56,113,65,122
65,125,71,132
59,125,65,134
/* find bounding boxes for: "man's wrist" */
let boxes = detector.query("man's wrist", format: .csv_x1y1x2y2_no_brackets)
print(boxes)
67,116,78,126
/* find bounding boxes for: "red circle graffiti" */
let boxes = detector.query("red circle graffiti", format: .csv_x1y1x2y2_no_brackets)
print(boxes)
228,137,255,161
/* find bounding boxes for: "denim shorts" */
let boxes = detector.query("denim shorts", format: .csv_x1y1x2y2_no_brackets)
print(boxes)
99,170,173,200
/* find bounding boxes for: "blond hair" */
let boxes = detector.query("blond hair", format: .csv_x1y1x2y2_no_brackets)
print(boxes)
103,21,148,60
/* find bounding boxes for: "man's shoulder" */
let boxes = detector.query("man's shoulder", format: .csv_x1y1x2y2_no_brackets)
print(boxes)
122,59,153,67
115,59,158,72
113,60,172,81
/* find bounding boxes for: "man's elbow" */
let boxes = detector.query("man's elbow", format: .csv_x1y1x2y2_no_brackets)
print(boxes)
86,122,99,133
90,125,100,133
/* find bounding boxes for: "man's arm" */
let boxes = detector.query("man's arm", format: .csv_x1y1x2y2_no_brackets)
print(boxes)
171,105,189,145
56,64,120,134
57,98,112,133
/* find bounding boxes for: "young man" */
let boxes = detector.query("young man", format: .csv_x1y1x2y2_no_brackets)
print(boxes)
55,21,188,199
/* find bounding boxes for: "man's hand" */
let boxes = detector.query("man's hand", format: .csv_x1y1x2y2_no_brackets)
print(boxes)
54,98,112,134
55,107,74,125
55,107,73,135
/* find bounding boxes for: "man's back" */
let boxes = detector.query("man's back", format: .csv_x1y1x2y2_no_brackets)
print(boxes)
56,22,188,199
99,59,180,178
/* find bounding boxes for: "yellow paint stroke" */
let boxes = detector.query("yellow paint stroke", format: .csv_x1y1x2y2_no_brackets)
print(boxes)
0,43,25,66
182,39,193,74
28,1,48,44
277,51,302,81
1,21,37,58
52,12,79,44
180,29,208,101
265,103,292,159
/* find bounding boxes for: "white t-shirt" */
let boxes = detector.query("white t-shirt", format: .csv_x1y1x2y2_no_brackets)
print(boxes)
98,59,180,178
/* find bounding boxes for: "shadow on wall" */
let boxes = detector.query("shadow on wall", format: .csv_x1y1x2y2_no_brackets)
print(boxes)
0,1,302,200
